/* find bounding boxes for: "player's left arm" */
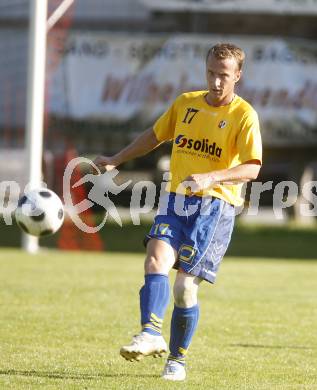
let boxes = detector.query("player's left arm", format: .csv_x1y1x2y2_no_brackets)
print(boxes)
183,159,261,193
214,159,261,183
184,109,262,193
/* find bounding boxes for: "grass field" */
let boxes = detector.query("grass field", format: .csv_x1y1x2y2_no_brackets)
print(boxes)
1,218,317,259
0,249,316,389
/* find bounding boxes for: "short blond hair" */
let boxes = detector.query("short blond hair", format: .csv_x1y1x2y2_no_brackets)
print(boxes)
206,43,245,70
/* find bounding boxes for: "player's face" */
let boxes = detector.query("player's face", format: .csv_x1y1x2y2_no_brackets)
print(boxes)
205,54,241,106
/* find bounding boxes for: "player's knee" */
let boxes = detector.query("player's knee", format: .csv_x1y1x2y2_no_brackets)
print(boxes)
173,276,198,308
144,239,176,274
145,254,166,273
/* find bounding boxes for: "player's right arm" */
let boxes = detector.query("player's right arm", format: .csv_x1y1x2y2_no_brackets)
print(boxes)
93,127,161,173
93,95,181,173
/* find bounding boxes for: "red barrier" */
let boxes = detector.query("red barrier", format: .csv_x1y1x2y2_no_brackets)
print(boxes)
57,148,104,251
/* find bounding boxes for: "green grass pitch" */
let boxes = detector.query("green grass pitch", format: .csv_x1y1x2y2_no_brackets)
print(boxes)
0,249,316,389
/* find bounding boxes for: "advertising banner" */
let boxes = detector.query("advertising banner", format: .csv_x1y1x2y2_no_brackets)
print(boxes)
50,33,317,146
140,0,317,15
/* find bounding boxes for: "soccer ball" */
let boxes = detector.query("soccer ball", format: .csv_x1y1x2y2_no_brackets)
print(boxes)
15,188,64,237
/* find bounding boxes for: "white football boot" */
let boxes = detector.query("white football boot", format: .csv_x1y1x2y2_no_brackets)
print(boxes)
120,332,167,362
162,360,186,381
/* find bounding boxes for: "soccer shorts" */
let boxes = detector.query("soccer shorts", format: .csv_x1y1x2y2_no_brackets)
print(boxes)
144,192,235,283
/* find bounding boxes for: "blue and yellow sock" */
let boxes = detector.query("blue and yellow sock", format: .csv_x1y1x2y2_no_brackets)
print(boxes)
139,273,170,336
168,304,200,365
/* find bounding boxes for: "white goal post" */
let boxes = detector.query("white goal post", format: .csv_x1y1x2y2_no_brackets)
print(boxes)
23,0,74,253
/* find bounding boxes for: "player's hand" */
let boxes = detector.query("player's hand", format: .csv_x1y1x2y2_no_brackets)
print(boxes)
91,155,117,175
182,173,217,195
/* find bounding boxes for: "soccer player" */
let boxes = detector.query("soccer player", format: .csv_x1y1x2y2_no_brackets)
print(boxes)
93,43,262,381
